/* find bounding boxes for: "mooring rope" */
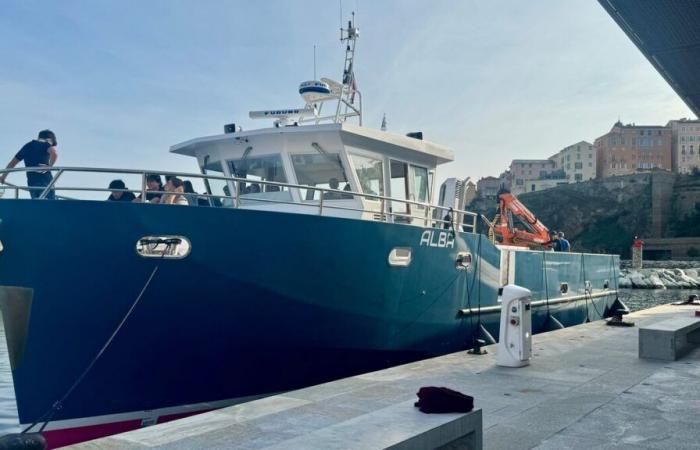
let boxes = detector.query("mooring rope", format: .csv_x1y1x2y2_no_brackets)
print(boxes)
23,249,168,434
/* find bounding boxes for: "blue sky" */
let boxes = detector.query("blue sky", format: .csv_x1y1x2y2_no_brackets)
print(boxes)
0,0,693,185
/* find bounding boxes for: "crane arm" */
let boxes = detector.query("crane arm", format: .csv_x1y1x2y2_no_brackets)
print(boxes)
492,191,552,248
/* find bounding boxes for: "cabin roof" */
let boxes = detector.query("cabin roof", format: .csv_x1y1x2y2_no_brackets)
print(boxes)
170,123,454,165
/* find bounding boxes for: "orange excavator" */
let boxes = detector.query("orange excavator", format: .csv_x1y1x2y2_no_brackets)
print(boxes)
482,189,552,249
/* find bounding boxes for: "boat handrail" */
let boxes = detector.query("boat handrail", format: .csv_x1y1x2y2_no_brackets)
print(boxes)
0,166,479,232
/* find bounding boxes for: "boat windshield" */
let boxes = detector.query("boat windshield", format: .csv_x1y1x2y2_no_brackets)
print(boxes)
291,154,352,201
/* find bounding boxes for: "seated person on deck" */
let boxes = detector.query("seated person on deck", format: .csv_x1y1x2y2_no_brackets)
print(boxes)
107,179,136,202
135,174,163,203
323,178,351,200
161,177,188,205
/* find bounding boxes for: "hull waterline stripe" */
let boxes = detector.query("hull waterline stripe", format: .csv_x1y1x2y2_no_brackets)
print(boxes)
18,395,263,432
458,290,617,316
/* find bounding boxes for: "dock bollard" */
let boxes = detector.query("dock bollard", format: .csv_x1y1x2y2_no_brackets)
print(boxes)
606,298,634,327
0,433,46,450
673,295,700,306
496,285,532,368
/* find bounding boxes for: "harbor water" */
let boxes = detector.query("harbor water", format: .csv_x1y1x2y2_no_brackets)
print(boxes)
0,321,19,435
0,288,695,436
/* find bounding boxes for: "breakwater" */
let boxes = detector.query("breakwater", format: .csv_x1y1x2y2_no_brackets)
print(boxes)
619,267,700,289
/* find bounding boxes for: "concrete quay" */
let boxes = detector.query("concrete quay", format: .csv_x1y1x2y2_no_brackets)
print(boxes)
69,303,700,450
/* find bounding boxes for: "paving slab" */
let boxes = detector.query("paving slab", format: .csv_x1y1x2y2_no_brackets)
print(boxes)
67,303,700,450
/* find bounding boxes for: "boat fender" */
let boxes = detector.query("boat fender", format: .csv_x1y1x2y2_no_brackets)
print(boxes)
0,433,46,450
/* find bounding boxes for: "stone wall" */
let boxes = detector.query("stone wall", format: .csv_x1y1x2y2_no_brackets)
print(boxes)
649,171,676,236
674,174,700,218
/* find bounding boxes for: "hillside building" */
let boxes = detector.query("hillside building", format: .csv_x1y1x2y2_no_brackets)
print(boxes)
549,141,596,182
498,169,512,192
509,159,557,194
667,118,700,174
595,121,672,178
524,176,569,193
476,176,501,199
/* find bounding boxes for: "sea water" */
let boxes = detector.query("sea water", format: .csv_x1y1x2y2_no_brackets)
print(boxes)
0,288,696,435
0,322,19,435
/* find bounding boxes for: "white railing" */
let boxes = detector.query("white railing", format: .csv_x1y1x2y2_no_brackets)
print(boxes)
0,166,478,232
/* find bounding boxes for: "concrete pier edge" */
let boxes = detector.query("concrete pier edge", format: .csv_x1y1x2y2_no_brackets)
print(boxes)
68,303,700,450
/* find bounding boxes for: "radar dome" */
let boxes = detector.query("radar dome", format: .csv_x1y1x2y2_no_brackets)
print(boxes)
299,80,332,104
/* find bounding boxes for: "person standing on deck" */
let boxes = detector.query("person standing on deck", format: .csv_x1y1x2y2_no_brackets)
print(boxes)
548,230,561,251
558,231,571,252
0,130,58,199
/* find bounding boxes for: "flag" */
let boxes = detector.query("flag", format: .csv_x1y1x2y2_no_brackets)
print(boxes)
350,76,357,104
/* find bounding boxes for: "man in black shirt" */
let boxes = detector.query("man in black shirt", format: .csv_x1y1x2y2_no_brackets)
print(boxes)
107,179,136,202
0,130,58,199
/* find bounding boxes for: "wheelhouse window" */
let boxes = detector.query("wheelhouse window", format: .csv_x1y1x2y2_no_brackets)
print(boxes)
390,160,409,214
202,159,232,207
428,170,435,202
228,154,290,200
291,153,352,201
411,165,429,204
351,153,384,198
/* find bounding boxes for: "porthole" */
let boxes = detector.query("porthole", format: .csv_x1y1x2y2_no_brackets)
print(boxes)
388,247,412,267
136,236,191,259
455,252,472,270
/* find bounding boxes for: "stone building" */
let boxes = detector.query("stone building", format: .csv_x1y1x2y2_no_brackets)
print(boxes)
594,121,672,178
549,141,596,182
498,169,512,192
509,159,557,194
520,176,568,194
667,118,700,174
476,176,501,199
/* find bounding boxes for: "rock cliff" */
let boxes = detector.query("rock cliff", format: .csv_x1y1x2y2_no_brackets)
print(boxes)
469,173,656,257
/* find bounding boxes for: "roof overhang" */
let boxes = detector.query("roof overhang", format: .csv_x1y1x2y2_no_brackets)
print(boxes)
339,123,454,166
170,123,454,166
599,0,700,118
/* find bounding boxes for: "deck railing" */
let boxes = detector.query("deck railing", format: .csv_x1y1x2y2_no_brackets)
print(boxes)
0,166,479,232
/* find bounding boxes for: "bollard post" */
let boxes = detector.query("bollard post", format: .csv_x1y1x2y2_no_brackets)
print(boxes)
631,236,644,269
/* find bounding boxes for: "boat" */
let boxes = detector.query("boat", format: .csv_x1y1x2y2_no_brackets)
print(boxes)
0,15,620,449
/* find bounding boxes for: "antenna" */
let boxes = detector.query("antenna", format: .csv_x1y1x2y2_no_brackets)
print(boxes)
251,10,361,127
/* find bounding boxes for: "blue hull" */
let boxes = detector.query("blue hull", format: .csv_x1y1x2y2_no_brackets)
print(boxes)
0,200,618,438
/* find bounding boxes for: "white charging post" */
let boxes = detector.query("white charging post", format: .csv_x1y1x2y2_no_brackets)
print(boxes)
496,284,533,368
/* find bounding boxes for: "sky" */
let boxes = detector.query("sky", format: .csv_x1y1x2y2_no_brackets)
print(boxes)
0,0,694,186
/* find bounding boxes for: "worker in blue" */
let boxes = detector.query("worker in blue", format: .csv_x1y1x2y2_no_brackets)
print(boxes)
548,230,561,251
0,130,58,199
558,231,571,252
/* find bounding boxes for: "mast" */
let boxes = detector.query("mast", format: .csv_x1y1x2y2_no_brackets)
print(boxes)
249,12,362,127
335,12,361,124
